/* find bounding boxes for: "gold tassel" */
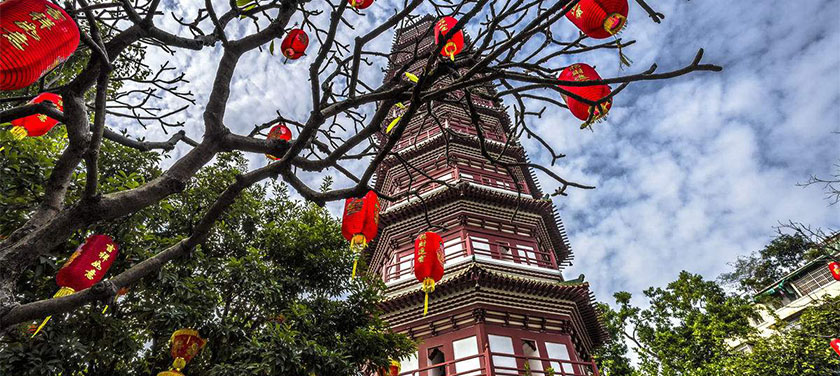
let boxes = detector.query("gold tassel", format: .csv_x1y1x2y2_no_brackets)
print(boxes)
31,287,74,338
386,117,401,134
449,52,455,61
422,278,435,316
349,234,367,279
10,126,27,140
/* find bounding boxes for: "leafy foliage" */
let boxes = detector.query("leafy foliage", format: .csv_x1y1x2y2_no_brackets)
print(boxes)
596,272,758,376
719,233,822,294
0,137,413,375
596,264,840,375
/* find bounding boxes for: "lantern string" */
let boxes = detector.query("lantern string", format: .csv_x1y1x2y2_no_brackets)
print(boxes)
31,286,74,337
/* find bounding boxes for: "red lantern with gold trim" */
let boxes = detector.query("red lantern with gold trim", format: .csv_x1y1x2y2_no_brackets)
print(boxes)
378,360,401,376
157,329,207,376
265,123,292,160
349,0,374,10
434,16,464,61
558,63,612,129
832,338,840,358
414,231,444,316
9,92,63,139
0,0,80,91
280,28,308,60
31,234,119,336
829,261,840,281
341,190,381,277
566,0,628,39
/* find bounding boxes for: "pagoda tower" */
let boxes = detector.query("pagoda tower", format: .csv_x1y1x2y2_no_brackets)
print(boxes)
368,16,607,376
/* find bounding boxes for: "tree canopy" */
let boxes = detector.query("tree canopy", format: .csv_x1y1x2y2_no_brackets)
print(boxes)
0,134,413,375
596,237,840,376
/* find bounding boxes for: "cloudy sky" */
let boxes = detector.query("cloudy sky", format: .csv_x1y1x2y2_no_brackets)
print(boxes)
125,0,840,305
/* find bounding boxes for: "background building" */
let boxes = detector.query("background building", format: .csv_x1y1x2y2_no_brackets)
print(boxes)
367,16,607,376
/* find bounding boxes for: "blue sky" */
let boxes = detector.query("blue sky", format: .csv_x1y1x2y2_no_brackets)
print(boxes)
133,0,839,305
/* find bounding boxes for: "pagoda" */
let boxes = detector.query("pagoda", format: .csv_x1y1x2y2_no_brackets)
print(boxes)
368,16,607,376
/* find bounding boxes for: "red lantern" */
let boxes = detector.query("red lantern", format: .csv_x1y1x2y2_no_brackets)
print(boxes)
341,191,381,277
566,0,628,39
379,360,401,376
32,234,119,336
265,124,292,160
349,0,374,10
832,338,840,358
280,29,308,60
558,63,612,128
829,262,840,281
9,92,63,139
414,231,444,316
434,16,464,61
0,0,80,91
157,329,207,375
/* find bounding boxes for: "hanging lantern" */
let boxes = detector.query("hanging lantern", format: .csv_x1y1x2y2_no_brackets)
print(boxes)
349,0,374,10
265,123,292,160
434,16,464,61
557,63,612,129
829,261,840,281
378,360,401,376
157,329,207,376
566,0,628,39
9,92,63,139
341,190,381,277
0,0,80,91
32,234,119,337
414,231,444,316
281,29,309,60
832,338,840,358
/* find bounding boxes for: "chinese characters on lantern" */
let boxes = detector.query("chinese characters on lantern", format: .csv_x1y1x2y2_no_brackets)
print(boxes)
1,0,80,91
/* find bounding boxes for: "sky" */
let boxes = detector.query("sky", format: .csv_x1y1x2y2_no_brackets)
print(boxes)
122,0,840,305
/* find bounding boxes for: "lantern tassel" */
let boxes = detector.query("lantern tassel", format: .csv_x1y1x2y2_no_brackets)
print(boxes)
616,37,633,69
31,286,74,337
349,234,367,279
421,278,436,316
10,126,27,140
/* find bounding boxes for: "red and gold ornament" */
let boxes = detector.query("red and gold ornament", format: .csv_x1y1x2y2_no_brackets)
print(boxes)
829,261,840,281
32,235,119,337
265,123,292,160
557,63,612,128
434,16,464,61
157,329,207,376
341,190,380,277
414,231,444,316
349,0,374,10
566,0,628,39
9,92,63,139
832,338,840,358
280,28,308,60
0,0,80,91
378,360,401,376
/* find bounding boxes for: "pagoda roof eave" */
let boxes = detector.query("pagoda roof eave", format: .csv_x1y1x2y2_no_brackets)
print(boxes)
378,181,573,264
378,262,608,347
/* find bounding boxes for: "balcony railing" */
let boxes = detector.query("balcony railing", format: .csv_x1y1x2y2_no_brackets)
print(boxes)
398,350,599,376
